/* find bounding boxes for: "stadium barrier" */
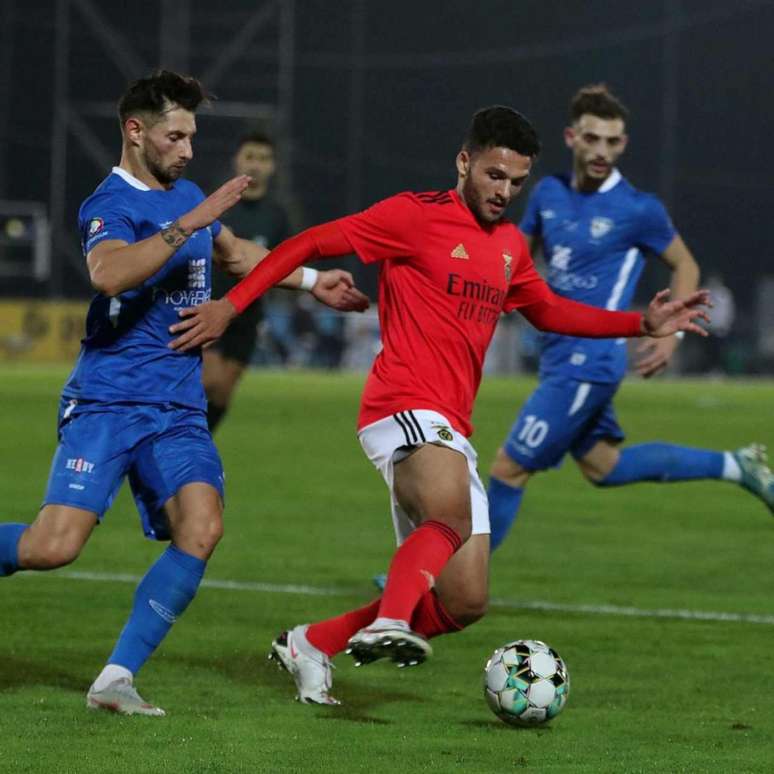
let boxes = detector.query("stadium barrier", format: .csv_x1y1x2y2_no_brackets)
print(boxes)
0,300,87,362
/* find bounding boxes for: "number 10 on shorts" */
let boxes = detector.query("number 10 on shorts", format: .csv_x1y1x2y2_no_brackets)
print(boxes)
518,415,549,448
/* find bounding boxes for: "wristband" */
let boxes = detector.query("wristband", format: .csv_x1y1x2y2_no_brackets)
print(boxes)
675,331,685,340
300,267,319,291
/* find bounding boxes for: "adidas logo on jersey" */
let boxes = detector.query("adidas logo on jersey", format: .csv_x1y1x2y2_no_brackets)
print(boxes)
450,243,469,259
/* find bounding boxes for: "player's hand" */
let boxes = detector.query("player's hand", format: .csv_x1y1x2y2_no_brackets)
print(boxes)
168,297,238,352
311,269,370,312
642,288,711,339
180,175,252,232
635,335,680,379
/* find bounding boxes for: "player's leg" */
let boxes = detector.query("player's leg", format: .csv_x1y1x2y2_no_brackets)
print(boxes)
202,305,258,432
88,408,224,716
487,448,531,552
270,413,474,702
3,400,133,577
202,348,247,432
88,483,223,717
571,395,774,512
272,537,488,706
347,418,481,666
488,377,597,551
577,436,774,513
0,504,97,576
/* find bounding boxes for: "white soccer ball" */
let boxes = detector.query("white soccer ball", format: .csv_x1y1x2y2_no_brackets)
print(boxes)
483,639,570,726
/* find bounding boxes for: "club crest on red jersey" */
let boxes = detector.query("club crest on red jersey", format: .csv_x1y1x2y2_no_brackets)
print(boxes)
503,251,513,282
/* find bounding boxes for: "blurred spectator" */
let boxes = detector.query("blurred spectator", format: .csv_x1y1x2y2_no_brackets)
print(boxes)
702,273,736,374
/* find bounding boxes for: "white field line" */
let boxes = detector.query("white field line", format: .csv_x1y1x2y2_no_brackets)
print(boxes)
41,569,774,627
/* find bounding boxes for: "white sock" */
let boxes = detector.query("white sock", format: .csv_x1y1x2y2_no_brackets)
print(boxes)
722,452,742,482
370,616,410,631
92,663,133,692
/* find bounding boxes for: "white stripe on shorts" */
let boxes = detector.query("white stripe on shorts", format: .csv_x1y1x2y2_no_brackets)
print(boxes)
568,382,592,417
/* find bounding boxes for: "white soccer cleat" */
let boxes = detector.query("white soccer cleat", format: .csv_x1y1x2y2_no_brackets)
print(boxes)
346,624,432,668
268,626,340,706
734,443,774,515
86,677,166,717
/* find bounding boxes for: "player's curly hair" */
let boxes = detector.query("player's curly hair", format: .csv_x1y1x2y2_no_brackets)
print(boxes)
570,84,629,123
118,70,211,125
464,106,541,158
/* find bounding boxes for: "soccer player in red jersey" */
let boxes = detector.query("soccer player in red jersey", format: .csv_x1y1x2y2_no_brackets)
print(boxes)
170,106,709,705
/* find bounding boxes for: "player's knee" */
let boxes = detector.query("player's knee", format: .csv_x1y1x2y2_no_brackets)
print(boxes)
445,592,488,628
489,448,530,488
584,469,608,487
177,515,223,559
577,457,615,486
196,517,224,555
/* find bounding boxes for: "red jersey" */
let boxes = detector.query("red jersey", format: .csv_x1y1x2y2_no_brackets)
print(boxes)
338,190,553,437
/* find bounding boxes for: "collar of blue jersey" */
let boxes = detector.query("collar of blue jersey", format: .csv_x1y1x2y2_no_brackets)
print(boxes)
570,167,622,194
111,166,151,191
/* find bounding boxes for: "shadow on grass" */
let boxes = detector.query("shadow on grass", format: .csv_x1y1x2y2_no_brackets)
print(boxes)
0,656,87,694
174,650,424,724
460,718,554,733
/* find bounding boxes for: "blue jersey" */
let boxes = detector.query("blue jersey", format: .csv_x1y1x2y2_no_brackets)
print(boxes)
62,167,221,410
520,170,676,383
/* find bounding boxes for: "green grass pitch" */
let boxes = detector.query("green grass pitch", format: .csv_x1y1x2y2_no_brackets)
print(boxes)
1,366,773,773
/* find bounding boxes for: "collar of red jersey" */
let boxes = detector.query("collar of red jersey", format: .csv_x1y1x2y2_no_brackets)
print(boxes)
112,166,151,192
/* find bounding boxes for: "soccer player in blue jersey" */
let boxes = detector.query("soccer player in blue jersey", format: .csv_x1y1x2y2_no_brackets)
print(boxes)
0,70,367,716
486,84,774,551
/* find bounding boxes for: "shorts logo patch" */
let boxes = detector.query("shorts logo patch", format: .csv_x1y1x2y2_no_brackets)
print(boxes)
66,457,95,474
88,217,104,236
431,422,453,442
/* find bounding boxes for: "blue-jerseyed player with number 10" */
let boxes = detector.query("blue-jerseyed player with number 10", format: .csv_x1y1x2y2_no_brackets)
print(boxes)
487,84,774,550
0,70,367,716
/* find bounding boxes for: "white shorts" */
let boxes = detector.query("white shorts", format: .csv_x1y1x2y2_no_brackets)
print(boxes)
358,409,490,545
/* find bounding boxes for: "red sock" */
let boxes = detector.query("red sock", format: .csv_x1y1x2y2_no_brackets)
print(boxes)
411,589,464,639
377,520,462,623
306,598,381,657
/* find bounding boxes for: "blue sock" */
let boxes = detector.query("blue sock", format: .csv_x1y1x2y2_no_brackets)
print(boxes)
488,478,524,552
109,545,206,675
0,524,27,576
599,443,724,486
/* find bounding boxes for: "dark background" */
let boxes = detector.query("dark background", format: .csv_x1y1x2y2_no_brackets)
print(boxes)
1,0,771,351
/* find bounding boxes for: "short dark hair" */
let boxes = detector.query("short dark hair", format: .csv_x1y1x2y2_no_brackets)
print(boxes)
236,131,275,151
118,69,211,126
570,83,629,123
464,106,541,158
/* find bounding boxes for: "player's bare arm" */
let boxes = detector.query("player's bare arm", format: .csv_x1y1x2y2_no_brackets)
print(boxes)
87,175,250,296
635,234,701,377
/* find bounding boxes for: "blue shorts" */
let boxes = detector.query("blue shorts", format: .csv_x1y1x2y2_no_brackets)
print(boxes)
43,399,225,540
503,376,625,471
